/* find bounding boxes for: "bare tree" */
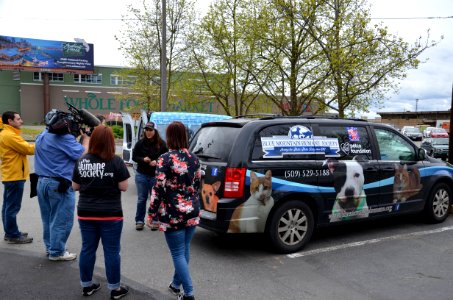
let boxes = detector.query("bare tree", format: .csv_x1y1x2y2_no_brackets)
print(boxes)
307,0,441,117
115,0,196,111
250,0,329,116
189,0,264,116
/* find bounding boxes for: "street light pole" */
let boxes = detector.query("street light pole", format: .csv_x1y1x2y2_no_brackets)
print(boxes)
448,83,453,163
160,0,167,112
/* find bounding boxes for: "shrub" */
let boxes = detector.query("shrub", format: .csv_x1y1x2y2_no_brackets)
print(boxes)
111,125,123,139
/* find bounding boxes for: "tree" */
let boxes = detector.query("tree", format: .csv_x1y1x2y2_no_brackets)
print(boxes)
115,0,197,112
189,0,264,116
306,0,441,118
249,0,330,116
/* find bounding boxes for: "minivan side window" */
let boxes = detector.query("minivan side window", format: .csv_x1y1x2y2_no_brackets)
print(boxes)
252,124,316,160
374,128,416,161
317,125,372,160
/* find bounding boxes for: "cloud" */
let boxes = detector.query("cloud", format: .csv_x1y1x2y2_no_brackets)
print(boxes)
367,0,453,116
1,0,451,117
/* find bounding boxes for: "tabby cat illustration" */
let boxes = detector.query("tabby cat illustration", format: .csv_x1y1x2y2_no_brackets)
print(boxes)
393,164,423,203
228,170,274,233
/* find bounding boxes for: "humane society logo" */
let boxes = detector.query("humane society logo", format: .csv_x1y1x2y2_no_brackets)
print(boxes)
261,125,340,158
78,159,114,179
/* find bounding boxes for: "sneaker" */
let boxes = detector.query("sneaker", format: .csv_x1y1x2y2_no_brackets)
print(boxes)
111,286,129,299
49,251,77,261
83,283,101,296
168,283,181,296
4,232,28,241
150,220,159,231
6,235,33,244
135,223,144,231
177,294,195,300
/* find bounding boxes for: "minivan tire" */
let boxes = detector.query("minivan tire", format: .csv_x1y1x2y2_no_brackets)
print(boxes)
424,182,451,223
267,200,314,254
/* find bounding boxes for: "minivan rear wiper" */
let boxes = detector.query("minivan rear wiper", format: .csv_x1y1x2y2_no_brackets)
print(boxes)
193,147,203,154
195,154,222,160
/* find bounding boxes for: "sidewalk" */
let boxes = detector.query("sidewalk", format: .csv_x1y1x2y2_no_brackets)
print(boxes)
0,247,155,300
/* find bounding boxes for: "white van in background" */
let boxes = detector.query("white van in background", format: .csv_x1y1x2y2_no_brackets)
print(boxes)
121,110,231,165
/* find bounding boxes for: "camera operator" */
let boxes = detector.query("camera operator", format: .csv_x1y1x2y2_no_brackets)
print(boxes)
34,111,90,261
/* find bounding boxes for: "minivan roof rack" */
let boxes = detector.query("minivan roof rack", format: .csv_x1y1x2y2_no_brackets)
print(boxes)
233,114,281,119
233,114,368,122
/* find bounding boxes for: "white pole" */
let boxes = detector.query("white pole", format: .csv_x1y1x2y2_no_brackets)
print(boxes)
160,0,167,112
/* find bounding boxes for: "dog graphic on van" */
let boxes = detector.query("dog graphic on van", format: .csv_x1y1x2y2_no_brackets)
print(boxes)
325,158,369,222
228,170,274,233
201,181,221,212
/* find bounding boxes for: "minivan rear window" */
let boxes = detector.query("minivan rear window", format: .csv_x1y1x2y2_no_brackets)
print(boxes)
189,126,240,161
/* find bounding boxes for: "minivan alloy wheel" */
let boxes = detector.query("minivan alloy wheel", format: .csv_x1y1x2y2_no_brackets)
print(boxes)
432,188,450,218
278,208,308,246
268,201,314,253
425,182,452,223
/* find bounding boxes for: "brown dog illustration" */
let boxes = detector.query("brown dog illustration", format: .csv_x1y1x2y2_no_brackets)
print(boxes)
201,181,221,212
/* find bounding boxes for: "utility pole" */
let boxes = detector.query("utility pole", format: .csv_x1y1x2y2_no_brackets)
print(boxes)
415,98,419,113
160,0,167,112
448,83,453,163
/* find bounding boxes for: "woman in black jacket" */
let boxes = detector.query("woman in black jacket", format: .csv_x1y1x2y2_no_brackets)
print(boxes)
132,122,168,230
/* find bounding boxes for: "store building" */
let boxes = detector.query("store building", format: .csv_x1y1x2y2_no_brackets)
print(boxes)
378,111,451,131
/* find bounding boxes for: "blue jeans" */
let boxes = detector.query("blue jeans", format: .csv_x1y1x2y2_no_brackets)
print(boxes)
79,219,123,290
37,177,75,257
164,226,196,297
135,172,156,224
2,180,25,238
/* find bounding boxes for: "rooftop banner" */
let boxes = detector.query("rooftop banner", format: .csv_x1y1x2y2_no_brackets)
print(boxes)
0,35,94,73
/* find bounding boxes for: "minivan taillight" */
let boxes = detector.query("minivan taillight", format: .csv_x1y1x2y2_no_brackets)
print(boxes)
223,167,246,198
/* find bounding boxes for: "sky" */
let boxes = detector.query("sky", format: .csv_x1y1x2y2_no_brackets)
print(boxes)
0,0,452,118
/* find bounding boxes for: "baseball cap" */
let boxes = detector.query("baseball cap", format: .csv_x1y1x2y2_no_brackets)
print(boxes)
144,122,155,130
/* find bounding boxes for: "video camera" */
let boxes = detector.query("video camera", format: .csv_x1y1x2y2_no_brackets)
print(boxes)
45,103,101,137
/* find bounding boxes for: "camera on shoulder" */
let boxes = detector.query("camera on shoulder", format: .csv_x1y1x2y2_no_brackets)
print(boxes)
45,103,101,137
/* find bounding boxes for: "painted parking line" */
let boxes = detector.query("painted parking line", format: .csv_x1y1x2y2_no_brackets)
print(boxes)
287,225,453,259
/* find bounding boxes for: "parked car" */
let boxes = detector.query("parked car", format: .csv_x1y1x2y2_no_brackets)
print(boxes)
429,128,449,138
401,126,423,141
420,138,449,159
190,116,453,253
401,125,414,134
423,126,436,138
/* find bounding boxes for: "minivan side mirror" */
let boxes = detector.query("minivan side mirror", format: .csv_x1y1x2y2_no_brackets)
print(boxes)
418,148,426,160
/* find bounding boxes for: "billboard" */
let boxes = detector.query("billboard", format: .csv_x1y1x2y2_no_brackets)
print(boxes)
0,35,94,73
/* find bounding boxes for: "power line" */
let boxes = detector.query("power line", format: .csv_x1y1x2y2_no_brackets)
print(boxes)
372,16,453,20
0,15,452,22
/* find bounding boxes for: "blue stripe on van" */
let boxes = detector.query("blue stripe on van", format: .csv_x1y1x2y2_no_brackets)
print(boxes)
419,166,453,177
246,166,453,195
246,170,333,193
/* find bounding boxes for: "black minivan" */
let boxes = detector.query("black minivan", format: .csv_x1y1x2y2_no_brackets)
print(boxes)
189,116,453,253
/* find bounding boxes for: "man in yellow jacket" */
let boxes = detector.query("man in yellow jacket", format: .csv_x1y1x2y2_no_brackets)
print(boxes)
0,111,35,244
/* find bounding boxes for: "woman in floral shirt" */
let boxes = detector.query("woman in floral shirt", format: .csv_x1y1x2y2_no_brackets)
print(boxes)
147,121,201,300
